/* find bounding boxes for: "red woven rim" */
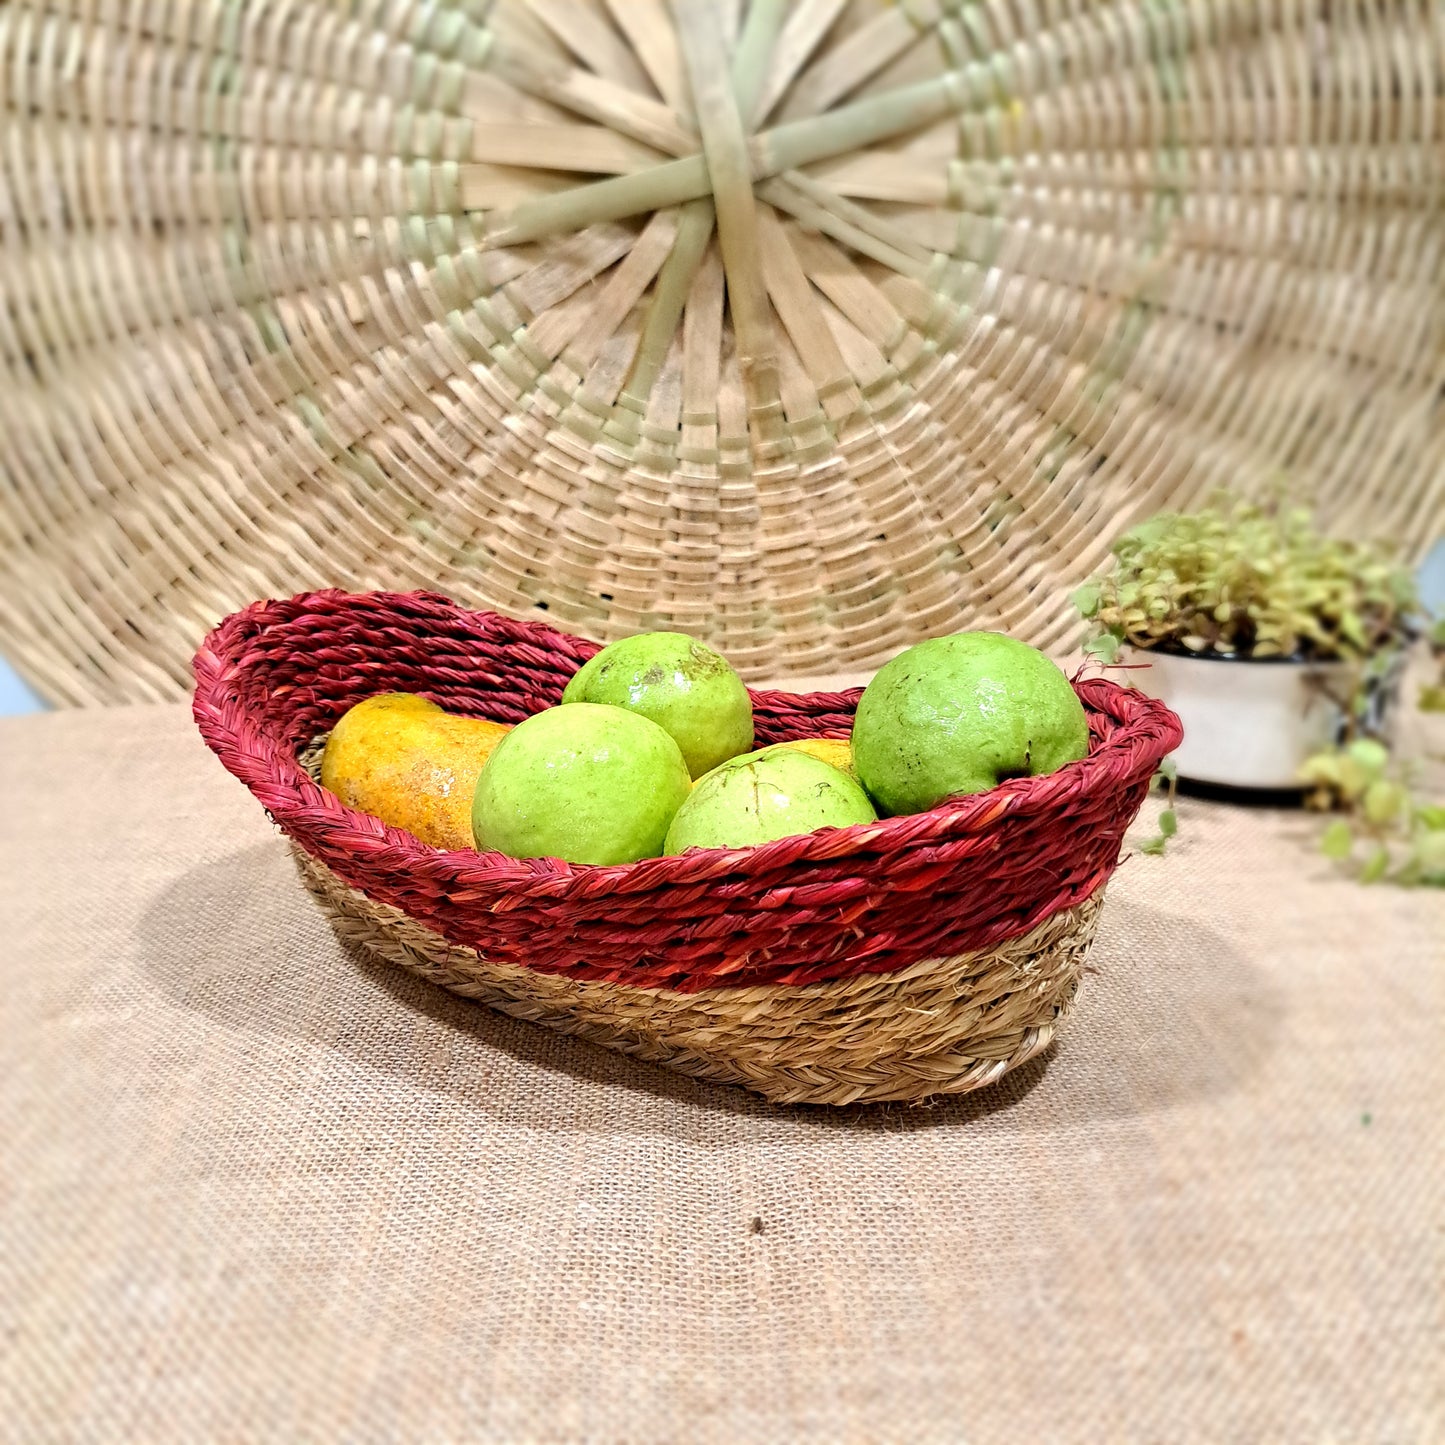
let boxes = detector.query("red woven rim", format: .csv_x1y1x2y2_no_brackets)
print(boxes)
193,590,1182,991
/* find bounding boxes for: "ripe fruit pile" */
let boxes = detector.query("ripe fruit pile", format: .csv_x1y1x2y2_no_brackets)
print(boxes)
322,630,1090,866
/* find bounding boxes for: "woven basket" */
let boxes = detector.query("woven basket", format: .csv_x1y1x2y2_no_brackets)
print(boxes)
3,2,1443,707
193,589,1181,1105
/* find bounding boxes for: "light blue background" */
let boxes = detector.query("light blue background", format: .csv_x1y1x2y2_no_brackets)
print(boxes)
0,658,44,716
2,539,1444,715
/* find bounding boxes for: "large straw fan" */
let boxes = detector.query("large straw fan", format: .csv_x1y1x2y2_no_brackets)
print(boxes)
2,1,1443,704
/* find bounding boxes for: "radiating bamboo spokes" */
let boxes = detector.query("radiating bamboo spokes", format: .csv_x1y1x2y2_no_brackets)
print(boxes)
1,0,1441,705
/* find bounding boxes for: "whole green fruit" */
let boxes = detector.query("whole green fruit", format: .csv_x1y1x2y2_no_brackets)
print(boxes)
852,632,1090,815
561,631,753,778
472,703,690,865
664,747,877,854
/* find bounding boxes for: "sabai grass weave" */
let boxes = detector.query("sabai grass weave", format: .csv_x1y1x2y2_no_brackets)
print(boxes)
4,2,1444,705
194,589,1182,1105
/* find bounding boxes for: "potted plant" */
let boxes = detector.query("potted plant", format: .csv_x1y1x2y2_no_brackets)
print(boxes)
1073,497,1421,789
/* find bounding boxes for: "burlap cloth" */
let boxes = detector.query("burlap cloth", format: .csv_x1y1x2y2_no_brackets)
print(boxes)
2,702,1441,1443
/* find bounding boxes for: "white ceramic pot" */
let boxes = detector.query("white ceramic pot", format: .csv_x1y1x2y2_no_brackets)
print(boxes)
1129,649,1394,789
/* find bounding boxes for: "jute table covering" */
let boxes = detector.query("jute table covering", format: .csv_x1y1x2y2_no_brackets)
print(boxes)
2,701,1442,1442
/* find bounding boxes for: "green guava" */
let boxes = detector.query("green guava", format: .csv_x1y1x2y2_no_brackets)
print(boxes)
472,703,690,865
561,632,753,778
851,632,1090,815
664,747,877,854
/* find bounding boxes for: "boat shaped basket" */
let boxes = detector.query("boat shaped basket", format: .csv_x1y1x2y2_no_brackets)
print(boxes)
193,589,1182,1105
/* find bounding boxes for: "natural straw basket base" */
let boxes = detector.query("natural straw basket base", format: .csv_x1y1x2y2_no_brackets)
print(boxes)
293,844,1101,1107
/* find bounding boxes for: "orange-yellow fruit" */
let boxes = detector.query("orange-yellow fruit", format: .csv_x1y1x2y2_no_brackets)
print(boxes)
320,693,511,849
773,736,858,781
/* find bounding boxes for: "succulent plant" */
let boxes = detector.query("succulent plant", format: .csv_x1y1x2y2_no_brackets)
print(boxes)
1074,496,1420,662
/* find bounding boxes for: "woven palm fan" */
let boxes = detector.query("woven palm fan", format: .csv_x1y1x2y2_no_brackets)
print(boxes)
1,1,1442,705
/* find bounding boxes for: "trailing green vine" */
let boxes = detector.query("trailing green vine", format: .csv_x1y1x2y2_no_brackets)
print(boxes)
1132,759,1178,857
1302,738,1445,887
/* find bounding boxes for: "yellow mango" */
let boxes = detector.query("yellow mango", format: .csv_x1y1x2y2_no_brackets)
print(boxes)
771,736,858,781
320,693,512,850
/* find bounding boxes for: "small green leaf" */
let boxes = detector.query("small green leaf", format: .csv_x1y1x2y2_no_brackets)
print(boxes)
1411,831,1445,881
1346,738,1389,777
1415,804,1445,830
1071,582,1102,618
1363,780,1406,827
1158,808,1178,837
1126,517,1172,548
1336,757,1371,799
1083,633,1121,663
1137,835,1168,856
1157,757,1178,784
1320,818,1354,861
1298,753,1342,787
1360,846,1391,883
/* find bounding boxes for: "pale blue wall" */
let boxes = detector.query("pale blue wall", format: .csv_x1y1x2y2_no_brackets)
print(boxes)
0,657,44,715
1421,535,1445,614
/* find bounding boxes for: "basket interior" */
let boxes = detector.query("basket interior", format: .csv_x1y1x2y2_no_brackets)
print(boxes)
221,590,866,763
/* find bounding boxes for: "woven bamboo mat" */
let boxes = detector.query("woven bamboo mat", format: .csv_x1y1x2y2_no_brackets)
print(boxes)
1,1,1443,704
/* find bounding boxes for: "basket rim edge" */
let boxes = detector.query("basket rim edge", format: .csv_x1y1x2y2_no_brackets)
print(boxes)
191,587,1184,895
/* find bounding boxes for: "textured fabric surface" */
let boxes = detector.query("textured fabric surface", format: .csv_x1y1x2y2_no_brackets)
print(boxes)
1,702,1442,1443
